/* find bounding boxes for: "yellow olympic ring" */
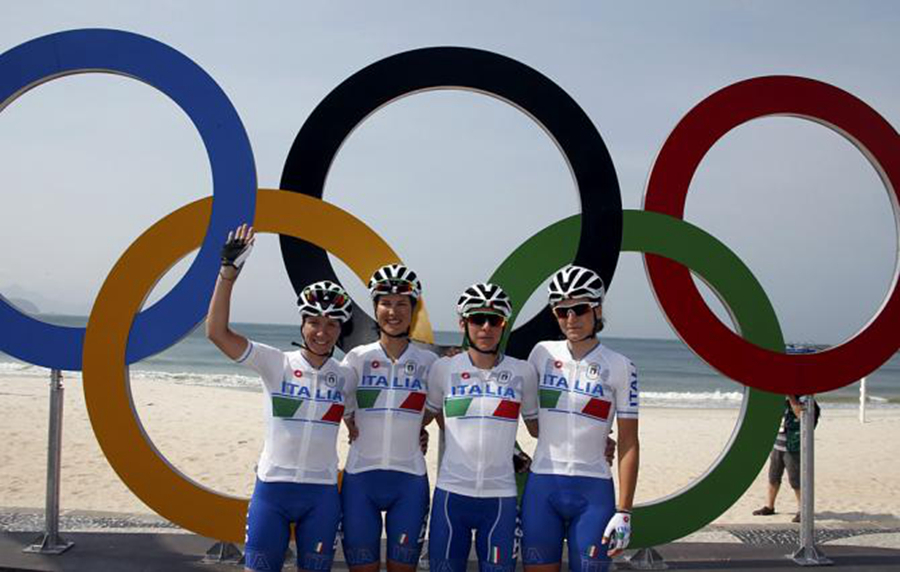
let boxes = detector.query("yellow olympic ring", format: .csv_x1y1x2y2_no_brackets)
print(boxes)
83,189,433,542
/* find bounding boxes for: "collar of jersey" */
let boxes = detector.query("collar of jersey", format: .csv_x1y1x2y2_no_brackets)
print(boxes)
465,351,505,372
297,349,334,373
565,339,602,362
378,339,412,364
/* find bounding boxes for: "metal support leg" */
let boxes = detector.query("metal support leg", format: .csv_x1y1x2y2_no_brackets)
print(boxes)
790,395,831,566
626,547,667,569
24,369,74,555
202,541,243,564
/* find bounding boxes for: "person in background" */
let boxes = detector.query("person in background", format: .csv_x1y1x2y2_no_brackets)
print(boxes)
753,394,821,523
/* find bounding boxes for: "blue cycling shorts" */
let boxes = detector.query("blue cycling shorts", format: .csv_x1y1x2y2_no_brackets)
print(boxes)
244,479,341,572
520,473,616,572
428,488,518,572
340,470,430,566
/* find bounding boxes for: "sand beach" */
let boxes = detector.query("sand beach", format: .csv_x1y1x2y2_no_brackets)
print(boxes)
2,371,898,530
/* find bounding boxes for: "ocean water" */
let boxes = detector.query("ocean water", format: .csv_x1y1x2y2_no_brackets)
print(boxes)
2,315,898,409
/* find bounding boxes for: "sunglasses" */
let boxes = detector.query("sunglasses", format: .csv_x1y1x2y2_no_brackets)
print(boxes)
467,313,506,328
304,290,348,307
372,280,416,295
553,302,598,319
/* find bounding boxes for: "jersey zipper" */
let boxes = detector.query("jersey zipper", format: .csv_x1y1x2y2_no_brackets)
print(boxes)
297,369,316,480
381,355,395,470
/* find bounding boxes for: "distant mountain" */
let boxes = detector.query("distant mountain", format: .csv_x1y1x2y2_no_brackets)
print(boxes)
1,283,86,316
7,297,41,314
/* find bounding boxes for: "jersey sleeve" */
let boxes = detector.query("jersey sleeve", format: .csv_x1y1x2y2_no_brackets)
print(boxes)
341,347,363,379
235,341,286,391
527,343,547,381
425,357,447,413
520,361,539,420
615,358,639,420
340,349,362,417
341,362,359,418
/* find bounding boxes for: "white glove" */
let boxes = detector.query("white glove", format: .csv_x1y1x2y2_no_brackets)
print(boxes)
602,511,632,554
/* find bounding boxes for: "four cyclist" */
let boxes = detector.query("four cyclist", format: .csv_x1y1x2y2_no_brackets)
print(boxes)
207,224,638,572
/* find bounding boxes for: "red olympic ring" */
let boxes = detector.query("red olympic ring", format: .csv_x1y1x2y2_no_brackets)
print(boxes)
644,76,900,395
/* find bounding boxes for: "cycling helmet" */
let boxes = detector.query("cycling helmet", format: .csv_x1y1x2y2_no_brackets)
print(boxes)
456,282,512,319
548,265,605,306
368,264,422,302
297,280,353,323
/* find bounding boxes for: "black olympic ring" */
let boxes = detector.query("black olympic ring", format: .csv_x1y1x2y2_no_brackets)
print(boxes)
278,47,622,357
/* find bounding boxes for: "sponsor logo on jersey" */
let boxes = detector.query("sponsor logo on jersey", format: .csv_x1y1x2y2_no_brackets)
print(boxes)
404,361,417,376
461,371,471,380
586,363,600,380
554,360,563,369
324,372,337,387
372,360,381,369
495,370,512,385
293,369,303,378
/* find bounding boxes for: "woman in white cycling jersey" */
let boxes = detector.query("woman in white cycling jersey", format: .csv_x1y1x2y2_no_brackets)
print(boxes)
521,265,639,572
423,282,539,572
207,224,355,572
340,264,438,572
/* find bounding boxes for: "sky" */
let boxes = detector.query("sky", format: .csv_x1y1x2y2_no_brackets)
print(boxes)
1,1,898,346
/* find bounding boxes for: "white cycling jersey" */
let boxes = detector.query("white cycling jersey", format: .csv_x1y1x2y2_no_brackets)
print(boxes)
342,341,438,475
236,341,356,484
425,353,538,498
527,340,638,479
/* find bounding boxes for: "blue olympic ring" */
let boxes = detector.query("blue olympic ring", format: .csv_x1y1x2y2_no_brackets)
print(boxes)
0,29,257,370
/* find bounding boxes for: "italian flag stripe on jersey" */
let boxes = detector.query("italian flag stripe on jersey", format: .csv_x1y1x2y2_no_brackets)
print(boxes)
399,392,427,411
492,400,520,419
492,546,500,563
444,397,473,417
581,398,611,420
321,404,346,423
356,389,380,409
539,388,562,408
272,396,302,418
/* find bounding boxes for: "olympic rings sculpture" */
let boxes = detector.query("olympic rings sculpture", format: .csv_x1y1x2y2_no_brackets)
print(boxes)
2,29,899,546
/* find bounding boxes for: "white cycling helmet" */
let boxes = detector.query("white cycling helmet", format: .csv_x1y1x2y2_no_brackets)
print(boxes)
456,282,513,319
368,264,422,302
548,265,606,306
297,280,353,323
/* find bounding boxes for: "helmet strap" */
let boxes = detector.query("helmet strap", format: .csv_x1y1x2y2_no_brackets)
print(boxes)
294,317,336,359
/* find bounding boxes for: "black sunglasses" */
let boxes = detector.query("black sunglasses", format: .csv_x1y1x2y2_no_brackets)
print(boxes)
553,303,597,319
467,313,506,328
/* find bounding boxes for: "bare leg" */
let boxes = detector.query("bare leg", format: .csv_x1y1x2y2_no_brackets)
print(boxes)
387,560,417,572
765,481,780,510
525,563,562,572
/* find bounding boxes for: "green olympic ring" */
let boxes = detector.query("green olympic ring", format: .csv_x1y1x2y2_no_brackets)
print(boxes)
489,209,784,547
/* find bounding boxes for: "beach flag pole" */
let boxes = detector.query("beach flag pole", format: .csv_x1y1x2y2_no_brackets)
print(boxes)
23,369,74,555
790,395,831,566
859,378,867,424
